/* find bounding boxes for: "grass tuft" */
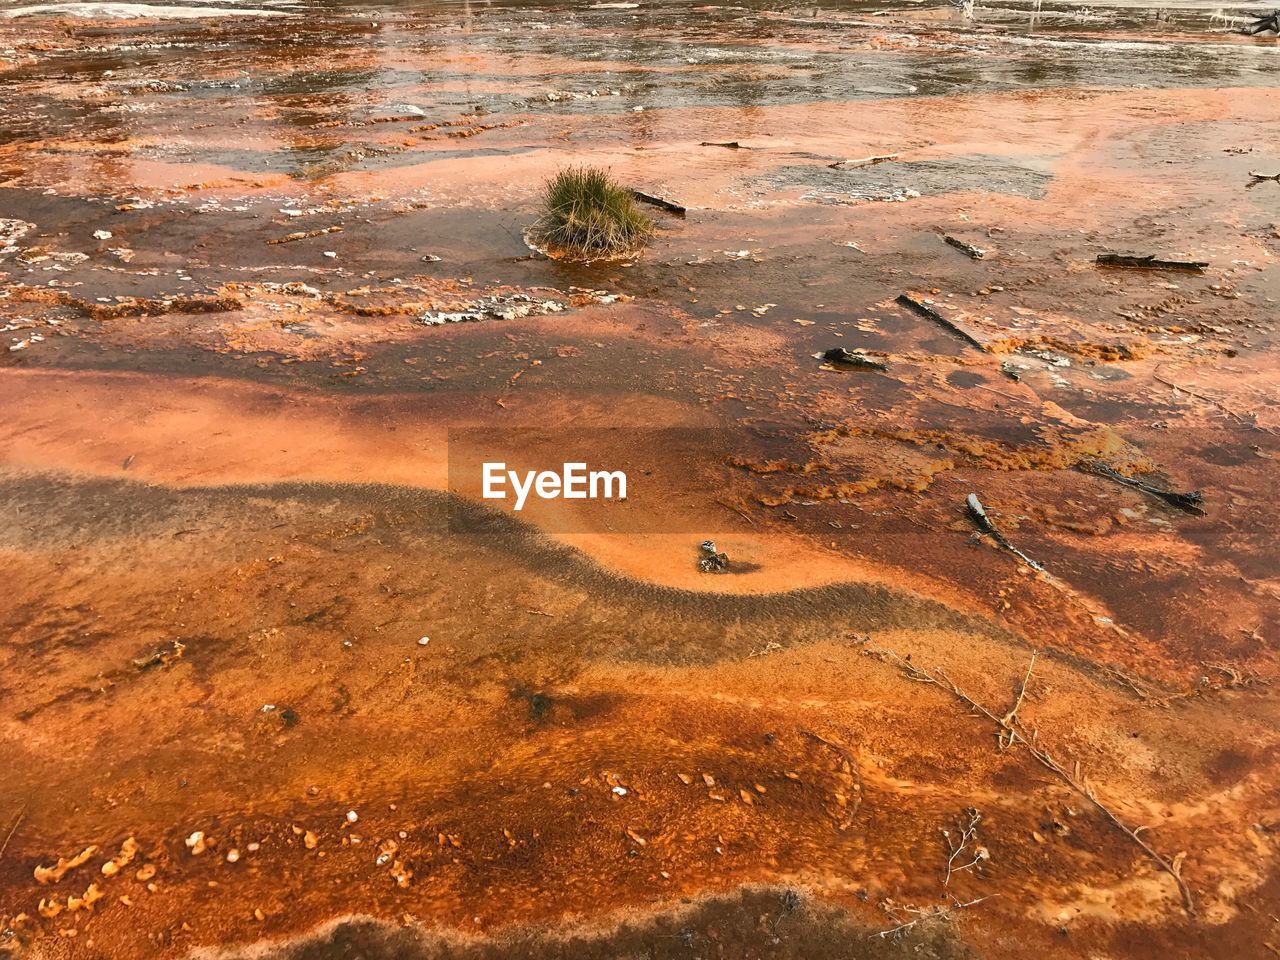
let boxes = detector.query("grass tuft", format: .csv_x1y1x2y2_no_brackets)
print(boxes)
529,166,653,261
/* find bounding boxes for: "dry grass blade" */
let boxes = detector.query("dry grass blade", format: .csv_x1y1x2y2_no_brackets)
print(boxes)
1,804,26,860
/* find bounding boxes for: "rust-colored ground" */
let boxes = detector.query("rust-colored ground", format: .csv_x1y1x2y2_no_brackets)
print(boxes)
1,2,1278,958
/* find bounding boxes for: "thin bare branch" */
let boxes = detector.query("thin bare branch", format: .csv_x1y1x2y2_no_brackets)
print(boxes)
999,652,1036,749
871,894,998,940
0,804,26,860
943,808,988,887
865,647,1196,916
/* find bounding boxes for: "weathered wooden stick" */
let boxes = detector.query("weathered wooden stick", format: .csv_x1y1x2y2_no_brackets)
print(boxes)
966,493,1044,571
1241,11,1279,34
266,226,343,245
1085,461,1205,515
942,234,986,260
828,153,898,170
896,293,985,349
631,190,687,217
1248,170,1280,182
0,805,24,859
1096,253,1208,273
820,347,888,371
700,140,743,149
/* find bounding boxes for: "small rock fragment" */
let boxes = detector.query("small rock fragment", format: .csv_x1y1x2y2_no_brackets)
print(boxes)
34,846,99,884
101,837,138,877
698,539,729,573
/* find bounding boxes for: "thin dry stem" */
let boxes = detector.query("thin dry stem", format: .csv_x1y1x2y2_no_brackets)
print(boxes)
867,647,1196,916
0,805,25,860
871,894,998,940
943,808,986,886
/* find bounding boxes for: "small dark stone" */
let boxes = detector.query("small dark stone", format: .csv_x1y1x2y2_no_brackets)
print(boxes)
529,692,554,720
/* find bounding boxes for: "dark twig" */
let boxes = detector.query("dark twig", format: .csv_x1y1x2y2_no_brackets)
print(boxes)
1085,461,1205,515
1,804,26,859
896,293,985,349
965,494,1044,572
820,347,889,371
631,190,687,217
1095,253,1207,273
1241,11,1279,34
941,234,986,260
715,499,755,525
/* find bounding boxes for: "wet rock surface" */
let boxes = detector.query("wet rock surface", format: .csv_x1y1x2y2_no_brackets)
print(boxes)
0,0,1278,958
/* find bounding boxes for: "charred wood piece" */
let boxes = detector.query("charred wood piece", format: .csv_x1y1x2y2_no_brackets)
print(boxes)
896,294,985,349
631,190,687,217
1242,11,1279,34
942,234,986,260
1096,253,1208,273
1086,461,1205,515
820,347,889,371
966,494,1044,571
